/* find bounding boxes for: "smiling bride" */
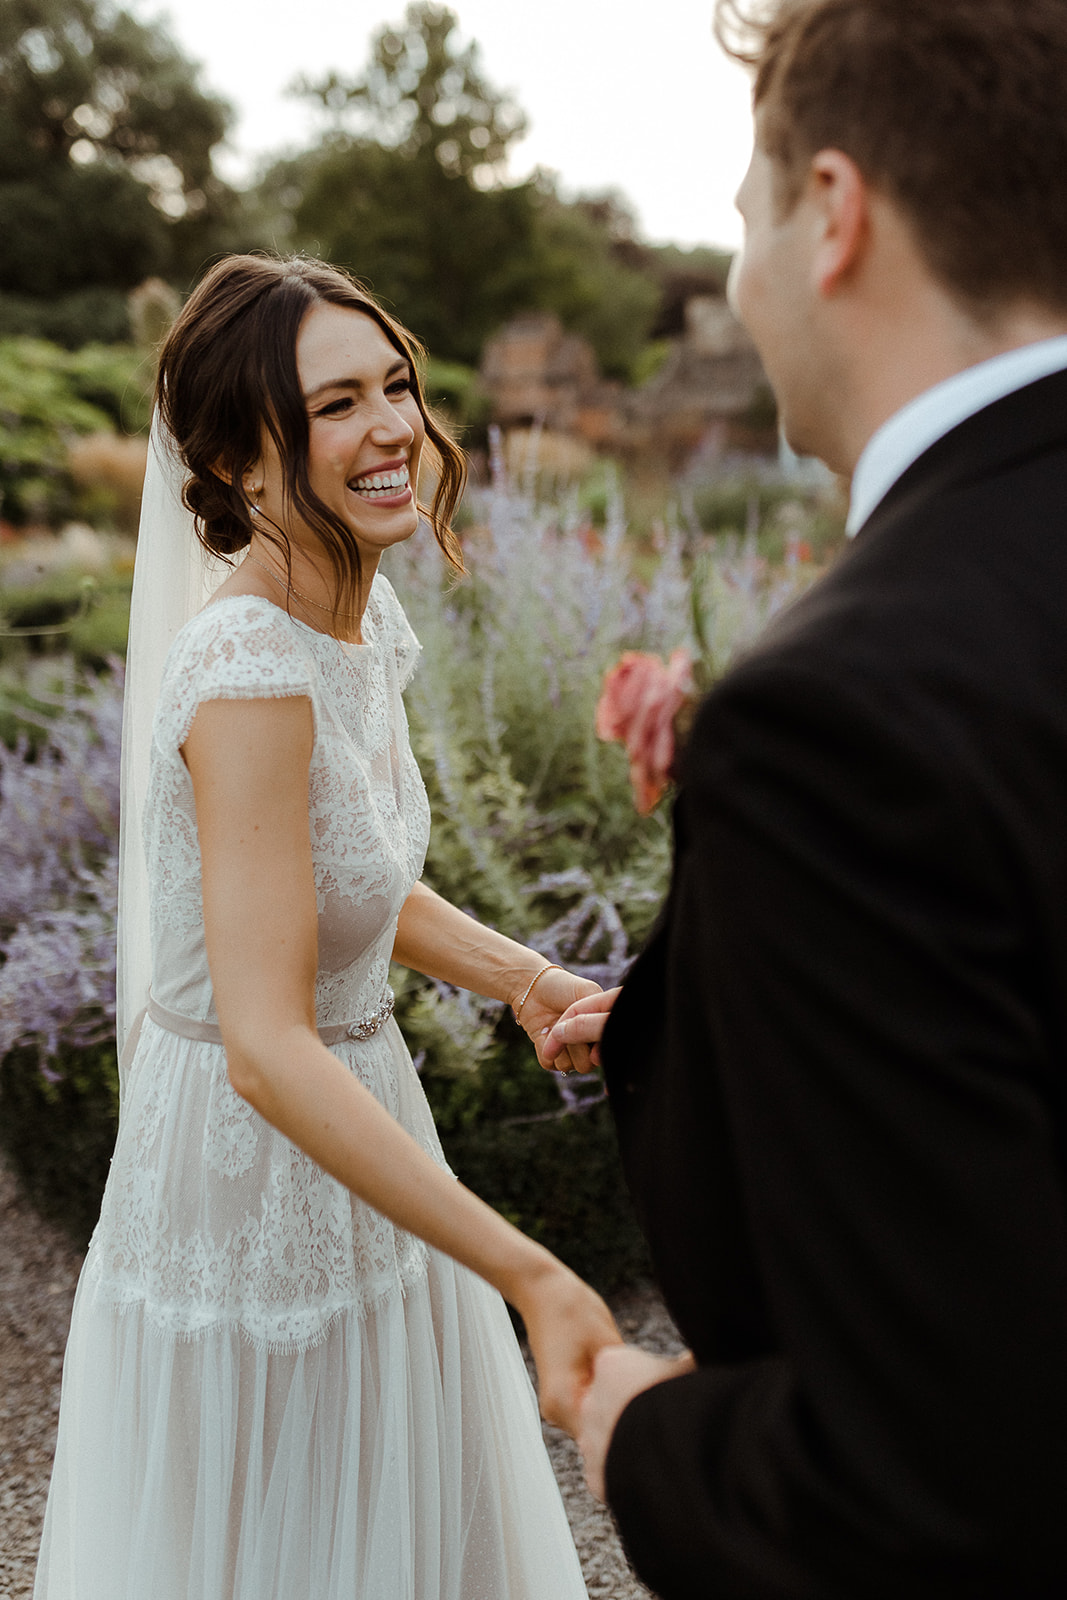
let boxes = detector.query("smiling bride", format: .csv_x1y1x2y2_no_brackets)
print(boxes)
33,254,618,1600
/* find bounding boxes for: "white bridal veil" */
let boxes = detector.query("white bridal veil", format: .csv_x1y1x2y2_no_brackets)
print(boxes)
116,416,230,1070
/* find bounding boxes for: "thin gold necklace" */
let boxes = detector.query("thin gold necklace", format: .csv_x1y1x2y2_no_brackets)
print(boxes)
245,550,336,615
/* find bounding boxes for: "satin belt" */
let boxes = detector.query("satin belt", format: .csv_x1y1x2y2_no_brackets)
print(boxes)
146,991,396,1047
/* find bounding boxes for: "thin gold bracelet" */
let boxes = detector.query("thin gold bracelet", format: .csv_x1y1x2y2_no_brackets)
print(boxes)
513,963,563,1022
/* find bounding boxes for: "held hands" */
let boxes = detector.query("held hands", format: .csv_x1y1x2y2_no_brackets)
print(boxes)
541,987,622,1071
577,1344,697,1500
513,966,608,1077
512,1261,624,1438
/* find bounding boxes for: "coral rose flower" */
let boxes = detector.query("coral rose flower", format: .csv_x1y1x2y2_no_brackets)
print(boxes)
596,649,695,814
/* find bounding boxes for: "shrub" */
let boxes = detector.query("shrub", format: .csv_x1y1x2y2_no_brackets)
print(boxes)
68,433,150,535
0,1040,118,1246
445,1103,652,1292
0,337,151,527
0,571,134,673
0,662,121,1242
0,287,132,349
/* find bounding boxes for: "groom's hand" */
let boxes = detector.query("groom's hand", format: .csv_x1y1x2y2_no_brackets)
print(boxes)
542,987,622,1069
577,1344,696,1500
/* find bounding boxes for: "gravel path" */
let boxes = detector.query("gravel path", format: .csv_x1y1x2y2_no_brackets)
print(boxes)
0,1162,677,1598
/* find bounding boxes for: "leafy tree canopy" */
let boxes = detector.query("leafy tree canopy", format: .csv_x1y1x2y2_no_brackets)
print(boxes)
0,0,237,338
268,4,538,366
268,3,665,379
297,1,525,185
274,139,542,368
530,188,662,382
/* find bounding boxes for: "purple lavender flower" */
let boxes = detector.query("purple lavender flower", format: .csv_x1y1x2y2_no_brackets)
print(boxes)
0,663,122,1075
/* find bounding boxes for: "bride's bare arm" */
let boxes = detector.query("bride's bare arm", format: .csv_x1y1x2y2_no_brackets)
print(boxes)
183,694,620,1431
394,881,602,1073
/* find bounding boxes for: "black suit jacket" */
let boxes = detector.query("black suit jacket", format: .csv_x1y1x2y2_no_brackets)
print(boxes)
602,370,1067,1599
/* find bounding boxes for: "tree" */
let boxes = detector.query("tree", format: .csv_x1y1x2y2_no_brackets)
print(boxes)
530,188,662,382
298,0,526,185
275,4,538,365
267,3,663,377
273,139,539,366
0,0,237,341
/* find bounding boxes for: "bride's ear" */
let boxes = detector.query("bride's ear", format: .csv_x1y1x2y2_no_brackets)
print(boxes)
212,457,263,506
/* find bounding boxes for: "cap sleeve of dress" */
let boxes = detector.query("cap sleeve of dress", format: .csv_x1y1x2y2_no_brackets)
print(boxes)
156,596,317,753
372,572,422,689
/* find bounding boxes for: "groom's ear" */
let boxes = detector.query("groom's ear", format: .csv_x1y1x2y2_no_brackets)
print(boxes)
808,149,870,298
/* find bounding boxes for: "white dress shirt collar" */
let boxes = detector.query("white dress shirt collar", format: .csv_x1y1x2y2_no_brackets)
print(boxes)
846,336,1067,536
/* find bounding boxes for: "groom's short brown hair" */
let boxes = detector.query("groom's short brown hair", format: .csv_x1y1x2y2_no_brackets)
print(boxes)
716,0,1067,315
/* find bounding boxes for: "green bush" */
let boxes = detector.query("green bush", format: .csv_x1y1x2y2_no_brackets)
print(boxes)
423,358,492,441
443,1103,651,1293
689,475,845,564
0,337,151,526
0,1040,119,1247
0,288,132,349
0,572,133,672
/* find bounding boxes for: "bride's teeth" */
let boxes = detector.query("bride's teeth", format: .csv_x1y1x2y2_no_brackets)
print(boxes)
351,465,408,495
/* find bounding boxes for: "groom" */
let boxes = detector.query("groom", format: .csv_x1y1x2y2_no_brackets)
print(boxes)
547,1,1067,1594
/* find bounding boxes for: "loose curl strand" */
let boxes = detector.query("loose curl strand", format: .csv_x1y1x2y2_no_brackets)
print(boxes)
155,253,467,622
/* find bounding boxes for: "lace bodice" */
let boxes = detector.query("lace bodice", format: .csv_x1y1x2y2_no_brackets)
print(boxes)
145,574,428,1026
87,574,438,1348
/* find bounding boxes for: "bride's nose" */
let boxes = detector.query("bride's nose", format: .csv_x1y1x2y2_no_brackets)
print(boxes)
370,396,416,447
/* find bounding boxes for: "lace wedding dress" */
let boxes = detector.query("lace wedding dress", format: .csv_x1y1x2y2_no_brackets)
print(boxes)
34,575,588,1600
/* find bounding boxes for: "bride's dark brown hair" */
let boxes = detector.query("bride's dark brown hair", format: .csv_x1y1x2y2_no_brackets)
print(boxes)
156,253,467,614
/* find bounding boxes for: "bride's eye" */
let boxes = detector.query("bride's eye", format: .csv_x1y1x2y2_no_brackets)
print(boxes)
387,375,413,397
316,397,354,417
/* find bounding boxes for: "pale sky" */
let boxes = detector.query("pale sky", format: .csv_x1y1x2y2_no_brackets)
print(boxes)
132,0,755,250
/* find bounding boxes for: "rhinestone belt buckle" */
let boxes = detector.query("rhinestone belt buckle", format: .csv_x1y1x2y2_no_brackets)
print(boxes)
347,990,396,1042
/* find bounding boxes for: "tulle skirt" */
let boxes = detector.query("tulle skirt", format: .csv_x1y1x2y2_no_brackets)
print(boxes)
34,1242,587,1599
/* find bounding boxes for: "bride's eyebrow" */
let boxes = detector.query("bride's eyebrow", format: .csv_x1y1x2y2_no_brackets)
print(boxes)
304,358,411,402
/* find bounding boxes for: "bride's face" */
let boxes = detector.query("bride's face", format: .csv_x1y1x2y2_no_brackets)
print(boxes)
253,301,426,565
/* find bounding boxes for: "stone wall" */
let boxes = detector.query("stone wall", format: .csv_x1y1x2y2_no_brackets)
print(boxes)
478,297,776,467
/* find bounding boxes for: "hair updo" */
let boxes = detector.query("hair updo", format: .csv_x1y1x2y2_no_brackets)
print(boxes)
155,253,466,607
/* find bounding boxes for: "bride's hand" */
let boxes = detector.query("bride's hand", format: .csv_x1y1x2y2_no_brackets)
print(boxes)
541,988,622,1071
512,1261,623,1437
513,966,603,1077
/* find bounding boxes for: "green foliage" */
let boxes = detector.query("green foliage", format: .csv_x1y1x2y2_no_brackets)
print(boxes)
444,1104,651,1292
531,189,662,382
0,338,110,522
0,0,238,318
630,338,674,388
0,569,133,670
689,476,846,564
298,1,526,183
0,336,149,524
286,137,543,366
260,3,675,381
268,3,539,364
0,1038,119,1247
422,358,491,437
390,518,675,944
0,285,131,347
